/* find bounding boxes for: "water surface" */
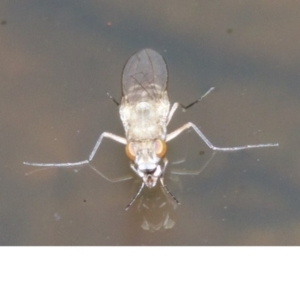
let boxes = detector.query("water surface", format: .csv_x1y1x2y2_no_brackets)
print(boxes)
0,0,298,245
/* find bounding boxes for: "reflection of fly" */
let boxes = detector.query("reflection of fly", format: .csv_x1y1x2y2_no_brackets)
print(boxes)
24,49,278,209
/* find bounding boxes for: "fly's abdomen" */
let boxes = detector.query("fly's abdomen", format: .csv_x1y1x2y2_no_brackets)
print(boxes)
121,101,167,141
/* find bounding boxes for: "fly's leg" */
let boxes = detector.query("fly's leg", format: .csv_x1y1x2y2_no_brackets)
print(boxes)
88,132,126,160
180,87,215,110
166,87,215,125
160,177,180,205
23,132,127,168
166,122,279,150
23,159,90,168
160,157,180,205
125,183,145,210
166,102,180,125
106,92,120,106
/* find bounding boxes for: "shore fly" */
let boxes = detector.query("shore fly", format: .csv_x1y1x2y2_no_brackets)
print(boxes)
24,48,279,209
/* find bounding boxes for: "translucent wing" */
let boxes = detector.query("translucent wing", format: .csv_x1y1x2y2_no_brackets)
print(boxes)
122,48,168,103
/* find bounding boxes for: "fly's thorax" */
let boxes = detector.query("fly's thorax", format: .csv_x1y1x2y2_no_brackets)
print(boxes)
119,87,170,119
119,90,170,141
125,139,167,188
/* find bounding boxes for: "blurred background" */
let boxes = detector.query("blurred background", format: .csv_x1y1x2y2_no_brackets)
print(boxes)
0,0,298,245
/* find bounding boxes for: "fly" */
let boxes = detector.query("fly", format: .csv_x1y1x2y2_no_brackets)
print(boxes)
24,48,279,209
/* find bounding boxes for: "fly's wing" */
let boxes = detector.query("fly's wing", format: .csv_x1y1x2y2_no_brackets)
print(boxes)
122,49,168,103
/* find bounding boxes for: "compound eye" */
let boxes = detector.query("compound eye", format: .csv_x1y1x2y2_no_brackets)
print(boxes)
155,139,167,158
125,142,135,161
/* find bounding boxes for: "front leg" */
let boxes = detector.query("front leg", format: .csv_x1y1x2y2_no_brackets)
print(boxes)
24,132,127,167
166,122,278,151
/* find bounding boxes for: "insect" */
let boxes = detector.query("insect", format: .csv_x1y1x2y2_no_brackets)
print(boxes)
24,48,279,209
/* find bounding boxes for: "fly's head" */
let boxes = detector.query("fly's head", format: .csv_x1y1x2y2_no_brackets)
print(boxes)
125,139,167,188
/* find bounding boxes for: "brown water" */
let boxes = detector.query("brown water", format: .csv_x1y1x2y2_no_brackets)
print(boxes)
0,0,298,245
